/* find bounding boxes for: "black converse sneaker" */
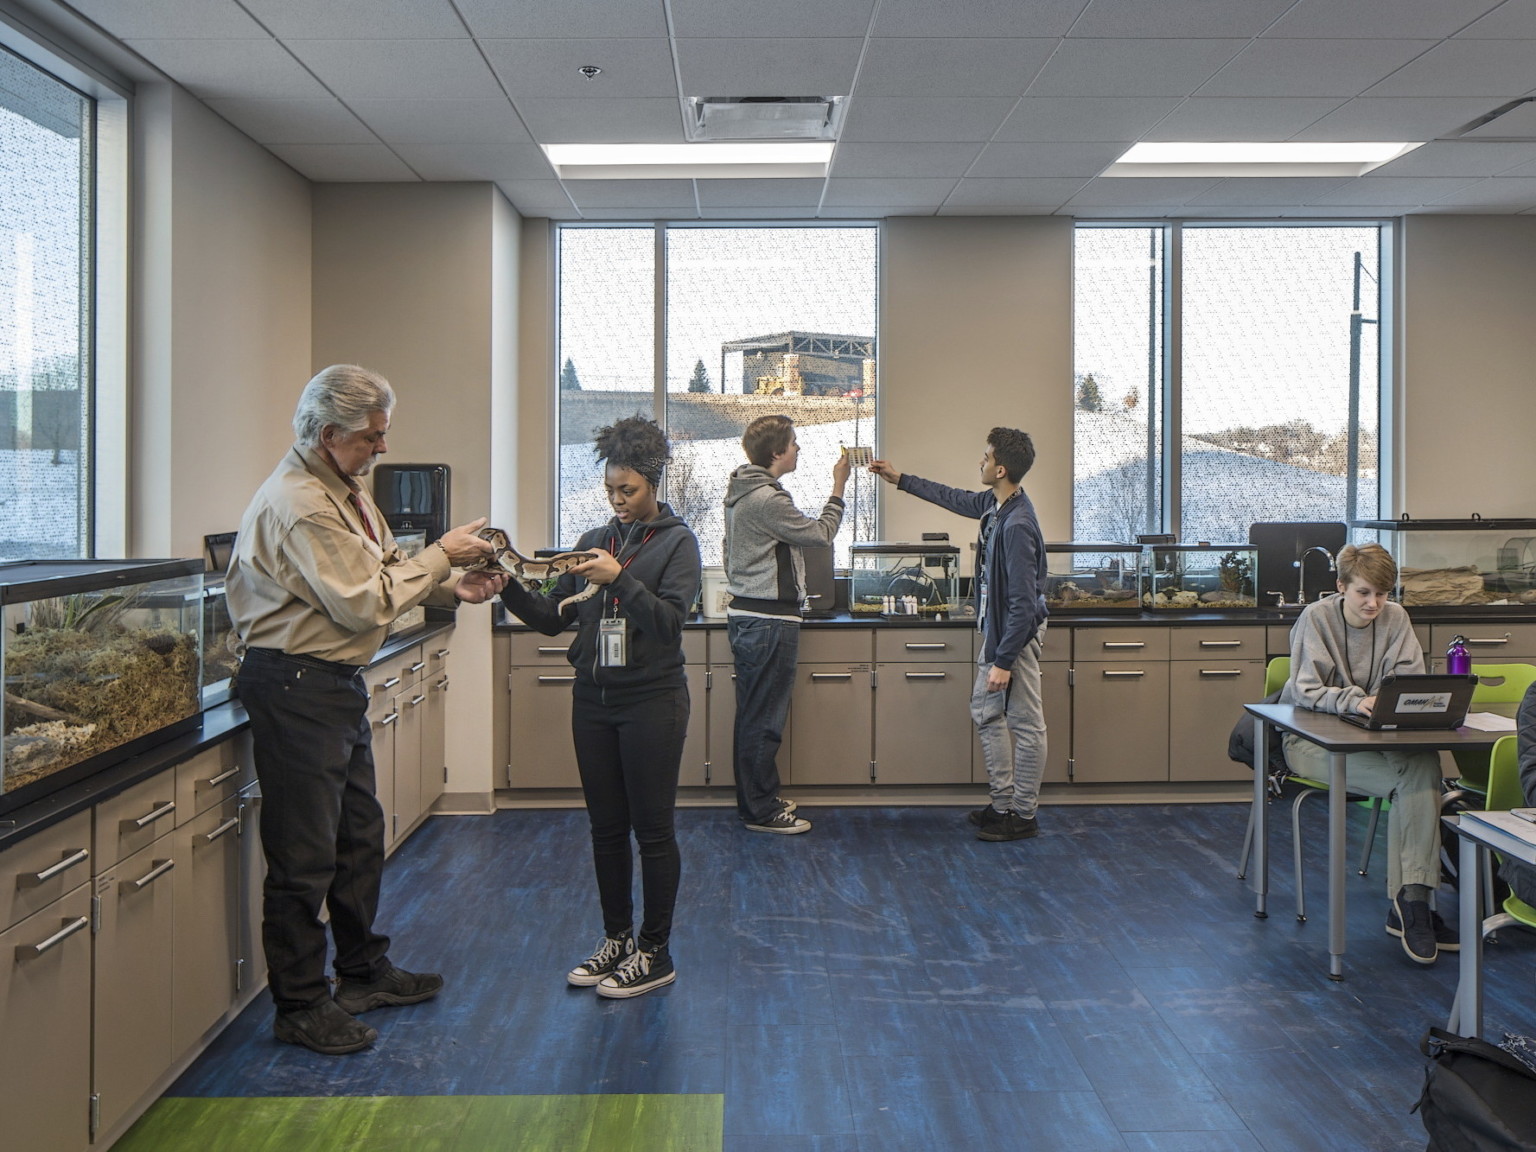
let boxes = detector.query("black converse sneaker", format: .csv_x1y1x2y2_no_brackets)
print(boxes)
567,932,635,987
597,943,676,999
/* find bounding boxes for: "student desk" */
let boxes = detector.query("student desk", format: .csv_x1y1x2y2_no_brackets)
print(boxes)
1244,703,1505,981
1443,813,1536,1038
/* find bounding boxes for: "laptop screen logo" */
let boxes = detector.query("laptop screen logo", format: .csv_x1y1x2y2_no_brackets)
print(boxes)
1397,693,1452,713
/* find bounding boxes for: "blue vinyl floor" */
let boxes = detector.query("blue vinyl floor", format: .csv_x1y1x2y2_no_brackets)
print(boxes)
165,800,1536,1151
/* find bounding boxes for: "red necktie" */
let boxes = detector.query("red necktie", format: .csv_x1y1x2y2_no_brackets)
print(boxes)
348,492,379,544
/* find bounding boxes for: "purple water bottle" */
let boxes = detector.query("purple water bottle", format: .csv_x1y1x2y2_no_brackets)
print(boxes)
1446,634,1471,676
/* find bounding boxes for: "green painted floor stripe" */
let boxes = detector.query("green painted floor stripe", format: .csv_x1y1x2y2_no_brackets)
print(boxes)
113,1095,724,1152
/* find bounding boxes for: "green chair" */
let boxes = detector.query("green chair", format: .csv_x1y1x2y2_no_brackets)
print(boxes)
1445,664,1536,802
1477,733,1536,941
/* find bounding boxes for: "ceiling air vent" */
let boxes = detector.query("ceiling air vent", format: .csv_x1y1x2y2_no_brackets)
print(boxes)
1448,97,1536,141
684,96,846,142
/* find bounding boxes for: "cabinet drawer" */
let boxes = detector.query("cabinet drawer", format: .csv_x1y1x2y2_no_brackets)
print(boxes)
0,809,92,932
1076,627,1169,661
507,631,575,663
366,650,418,699
94,769,178,871
681,630,707,664
875,629,972,664
1169,627,1266,661
175,741,250,824
799,629,873,664
1267,625,1294,657
1429,623,1536,660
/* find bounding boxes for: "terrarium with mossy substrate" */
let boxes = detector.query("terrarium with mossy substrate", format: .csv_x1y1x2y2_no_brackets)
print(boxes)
0,559,205,815
200,579,240,706
1044,543,1142,612
1141,543,1258,611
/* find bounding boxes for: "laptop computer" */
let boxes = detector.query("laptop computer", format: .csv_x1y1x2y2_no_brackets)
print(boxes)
1338,673,1477,731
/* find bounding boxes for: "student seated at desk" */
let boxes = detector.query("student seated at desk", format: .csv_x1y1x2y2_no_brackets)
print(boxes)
1498,681,1536,907
1279,542,1458,966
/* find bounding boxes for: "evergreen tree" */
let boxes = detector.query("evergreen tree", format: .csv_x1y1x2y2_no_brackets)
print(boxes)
1076,373,1103,413
559,358,582,391
688,359,711,393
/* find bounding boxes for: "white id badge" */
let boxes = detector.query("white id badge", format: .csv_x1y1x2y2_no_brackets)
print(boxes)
598,617,628,667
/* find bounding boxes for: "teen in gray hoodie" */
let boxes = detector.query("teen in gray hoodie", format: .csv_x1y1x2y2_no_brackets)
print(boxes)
723,415,850,832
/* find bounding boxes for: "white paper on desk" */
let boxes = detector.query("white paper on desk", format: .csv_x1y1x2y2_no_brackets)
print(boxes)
1461,711,1518,732
1460,810,1536,846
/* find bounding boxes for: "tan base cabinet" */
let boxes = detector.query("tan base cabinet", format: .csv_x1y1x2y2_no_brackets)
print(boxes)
505,633,581,788
367,638,451,849
171,798,242,1058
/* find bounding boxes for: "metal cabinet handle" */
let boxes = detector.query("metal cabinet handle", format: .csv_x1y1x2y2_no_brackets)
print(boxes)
202,767,241,788
17,916,89,960
1199,669,1242,678
436,648,451,658
205,816,240,843
126,801,176,830
131,858,176,889
1199,639,1243,648
904,643,948,651
537,646,569,655
810,673,853,681
1466,635,1511,646
436,676,450,690
1102,641,1145,650
1102,669,1146,679
380,712,400,726
407,661,425,674
538,675,576,684
408,694,426,707
20,848,89,887
379,676,401,689
904,671,947,680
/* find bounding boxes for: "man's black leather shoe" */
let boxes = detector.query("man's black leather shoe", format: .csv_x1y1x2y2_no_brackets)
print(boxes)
274,1000,378,1055
334,965,444,1015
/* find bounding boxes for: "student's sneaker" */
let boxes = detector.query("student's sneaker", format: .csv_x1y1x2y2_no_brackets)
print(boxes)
967,805,1006,828
1387,903,1460,953
596,944,676,999
776,797,798,815
745,809,812,834
976,812,1039,842
333,965,443,1015
1390,893,1439,965
567,932,635,986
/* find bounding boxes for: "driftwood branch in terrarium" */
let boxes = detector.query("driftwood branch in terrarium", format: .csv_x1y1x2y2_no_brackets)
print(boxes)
4,691,87,725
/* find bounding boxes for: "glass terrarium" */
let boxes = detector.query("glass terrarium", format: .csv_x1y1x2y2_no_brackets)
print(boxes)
1350,518,1536,608
1044,543,1142,612
850,542,961,617
387,531,429,637
0,559,205,814
201,578,239,706
1141,543,1258,610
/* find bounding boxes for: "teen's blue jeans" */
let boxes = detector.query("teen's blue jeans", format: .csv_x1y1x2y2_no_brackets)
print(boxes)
728,615,800,824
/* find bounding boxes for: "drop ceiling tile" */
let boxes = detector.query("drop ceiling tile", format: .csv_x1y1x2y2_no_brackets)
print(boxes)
695,179,827,207
822,177,961,205
839,97,1017,142
668,0,877,38
1362,40,1536,97
939,204,1059,215
831,142,984,178
66,0,268,38
1142,97,1346,141
1026,39,1250,98
1065,205,1183,217
455,0,668,38
818,204,929,217
1428,176,1536,207
348,99,533,144
969,142,1123,178
1457,0,1536,37
240,0,468,38
1184,177,1353,206
1291,97,1501,140
855,38,1056,98
566,179,698,208
123,39,331,99
1305,176,1484,204
1370,140,1536,177
1179,205,1306,217
1264,0,1505,39
1064,176,1221,206
481,38,677,101
674,38,863,95
1070,0,1297,38
285,39,503,101
496,180,576,211
945,177,1088,205
516,98,685,143
1414,201,1536,213
268,143,419,181
700,205,824,219
391,143,554,180
1503,156,1536,176
580,207,696,219
993,97,1182,142
204,97,376,144
1197,39,1436,98
874,0,1087,37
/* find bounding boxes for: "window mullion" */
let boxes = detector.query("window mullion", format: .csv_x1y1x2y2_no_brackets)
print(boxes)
654,224,666,428
1165,222,1182,539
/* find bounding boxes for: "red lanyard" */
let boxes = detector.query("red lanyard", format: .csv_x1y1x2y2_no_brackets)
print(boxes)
606,525,657,615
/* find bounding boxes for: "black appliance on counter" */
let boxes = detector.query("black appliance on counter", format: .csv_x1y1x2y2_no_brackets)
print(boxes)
372,463,451,543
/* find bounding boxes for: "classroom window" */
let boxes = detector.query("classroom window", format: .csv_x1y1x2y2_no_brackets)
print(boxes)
1073,222,1384,544
0,44,94,559
556,224,879,565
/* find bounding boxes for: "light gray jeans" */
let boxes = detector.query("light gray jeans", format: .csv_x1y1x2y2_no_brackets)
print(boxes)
1281,732,1443,898
970,625,1047,817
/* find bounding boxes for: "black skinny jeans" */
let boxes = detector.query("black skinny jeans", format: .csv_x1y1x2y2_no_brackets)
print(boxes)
237,648,392,1012
570,686,688,949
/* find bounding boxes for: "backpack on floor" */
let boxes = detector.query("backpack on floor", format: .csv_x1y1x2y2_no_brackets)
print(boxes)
1415,1027,1536,1151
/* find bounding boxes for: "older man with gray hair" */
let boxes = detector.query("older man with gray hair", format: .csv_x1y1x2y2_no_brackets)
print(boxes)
228,364,503,1055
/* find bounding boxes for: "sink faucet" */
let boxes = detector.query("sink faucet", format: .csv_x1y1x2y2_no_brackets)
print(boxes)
1292,546,1336,604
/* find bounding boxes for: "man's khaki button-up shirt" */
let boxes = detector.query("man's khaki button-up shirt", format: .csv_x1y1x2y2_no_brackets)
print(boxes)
226,444,458,666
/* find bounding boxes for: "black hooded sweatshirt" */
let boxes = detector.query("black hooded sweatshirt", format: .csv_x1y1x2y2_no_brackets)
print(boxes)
499,505,702,706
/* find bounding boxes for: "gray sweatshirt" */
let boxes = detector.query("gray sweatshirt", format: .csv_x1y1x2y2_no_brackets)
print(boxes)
722,464,843,617
1279,597,1425,715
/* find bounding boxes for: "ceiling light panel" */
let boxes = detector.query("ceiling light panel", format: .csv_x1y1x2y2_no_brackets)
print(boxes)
544,142,834,179
1107,141,1424,177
